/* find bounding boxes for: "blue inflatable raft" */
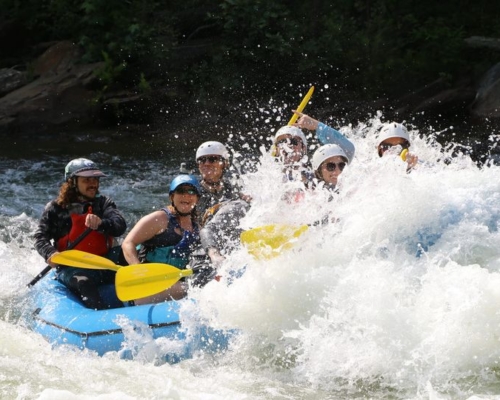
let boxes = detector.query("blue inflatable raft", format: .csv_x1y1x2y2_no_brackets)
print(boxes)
29,272,231,363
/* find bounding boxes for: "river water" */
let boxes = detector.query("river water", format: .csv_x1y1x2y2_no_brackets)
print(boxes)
2,109,500,400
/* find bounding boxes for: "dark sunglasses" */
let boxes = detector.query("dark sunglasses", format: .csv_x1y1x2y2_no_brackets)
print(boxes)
175,186,198,195
380,142,409,152
277,137,302,147
197,156,223,164
324,162,346,172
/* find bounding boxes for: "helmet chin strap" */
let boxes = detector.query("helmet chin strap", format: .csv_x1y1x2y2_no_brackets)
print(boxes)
71,177,85,198
173,205,192,217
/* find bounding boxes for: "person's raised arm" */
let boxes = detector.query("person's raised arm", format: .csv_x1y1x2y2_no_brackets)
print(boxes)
293,110,355,163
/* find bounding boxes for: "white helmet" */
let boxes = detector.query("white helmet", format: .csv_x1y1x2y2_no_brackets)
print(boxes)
312,144,349,171
377,122,410,147
274,125,307,150
196,141,230,160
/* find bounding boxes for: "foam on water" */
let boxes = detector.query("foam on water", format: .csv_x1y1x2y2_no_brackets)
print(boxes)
192,116,500,397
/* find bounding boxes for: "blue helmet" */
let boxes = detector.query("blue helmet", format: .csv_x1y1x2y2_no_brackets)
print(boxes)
169,175,201,195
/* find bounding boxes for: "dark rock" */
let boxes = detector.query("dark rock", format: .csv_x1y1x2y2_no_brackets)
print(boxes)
32,41,82,77
470,62,500,118
412,86,476,113
465,36,500,51
0,41,104,135
0,68,27,96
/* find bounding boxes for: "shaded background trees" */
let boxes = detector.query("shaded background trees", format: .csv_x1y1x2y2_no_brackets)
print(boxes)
1,0,499,141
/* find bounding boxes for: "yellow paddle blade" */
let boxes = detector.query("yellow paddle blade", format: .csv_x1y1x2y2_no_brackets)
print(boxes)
288,86,314,125
50,250,120,271
241,224,309,260
115,263,193,301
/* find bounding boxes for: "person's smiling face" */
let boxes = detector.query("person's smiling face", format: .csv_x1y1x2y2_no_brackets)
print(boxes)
319,155,347,186
171,185,199,213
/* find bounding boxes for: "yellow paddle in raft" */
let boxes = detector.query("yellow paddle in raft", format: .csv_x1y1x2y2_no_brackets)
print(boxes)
287,86,314,126
240,224,309,260
50,250,193,301
115,264,193,301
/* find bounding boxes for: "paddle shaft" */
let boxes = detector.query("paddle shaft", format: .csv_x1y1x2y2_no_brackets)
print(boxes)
27,227,93,288
288,86,314,126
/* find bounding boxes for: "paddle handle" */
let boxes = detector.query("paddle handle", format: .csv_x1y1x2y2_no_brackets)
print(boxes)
26,266,52,288
288,86,314,126
400,149,408,161
400,149,424,165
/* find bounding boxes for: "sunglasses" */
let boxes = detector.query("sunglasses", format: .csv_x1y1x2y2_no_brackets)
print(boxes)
380,142,409,152
277,137,302,147
175,187,198,195
197,156,223,164
324,162,346,172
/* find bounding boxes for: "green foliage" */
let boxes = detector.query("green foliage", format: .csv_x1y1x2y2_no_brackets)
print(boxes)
2,0,500,102
138,73,151,94
205,0,500,96
217,0,298,57
90,51,125,104
95,51,126,88
1,0,177,84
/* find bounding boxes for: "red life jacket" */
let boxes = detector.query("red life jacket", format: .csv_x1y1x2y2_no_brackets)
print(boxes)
57,206,112,256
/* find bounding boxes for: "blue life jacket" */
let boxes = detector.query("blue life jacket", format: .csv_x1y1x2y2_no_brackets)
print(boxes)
139,208,200,269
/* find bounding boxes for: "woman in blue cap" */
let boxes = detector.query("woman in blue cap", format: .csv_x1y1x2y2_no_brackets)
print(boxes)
121,175,201,304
